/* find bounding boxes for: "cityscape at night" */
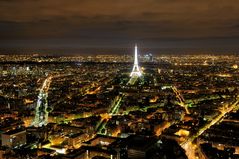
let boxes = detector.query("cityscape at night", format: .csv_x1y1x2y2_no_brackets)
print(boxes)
1,0,239,159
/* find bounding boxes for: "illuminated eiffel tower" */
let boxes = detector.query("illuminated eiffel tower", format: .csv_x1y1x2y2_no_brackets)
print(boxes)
130,44,142,77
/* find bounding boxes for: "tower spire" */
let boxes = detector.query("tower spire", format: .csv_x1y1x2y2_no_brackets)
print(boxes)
130,44,142,77
134,44,138,65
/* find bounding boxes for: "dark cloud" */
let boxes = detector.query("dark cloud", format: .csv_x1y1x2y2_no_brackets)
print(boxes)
0,0,239,50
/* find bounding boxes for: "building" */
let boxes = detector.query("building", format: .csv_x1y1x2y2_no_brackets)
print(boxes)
1,129,26,148
108,135,158,159
124,135,157,159
67,133,88,148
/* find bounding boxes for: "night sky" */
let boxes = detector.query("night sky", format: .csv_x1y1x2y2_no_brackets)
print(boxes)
0,0,239,54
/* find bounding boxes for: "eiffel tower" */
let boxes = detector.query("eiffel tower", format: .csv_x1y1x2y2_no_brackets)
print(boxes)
130,44,142,77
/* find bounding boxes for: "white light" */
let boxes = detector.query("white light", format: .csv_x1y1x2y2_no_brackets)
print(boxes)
56,148,66,154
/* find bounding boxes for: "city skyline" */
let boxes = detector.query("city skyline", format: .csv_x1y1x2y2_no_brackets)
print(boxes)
1,53,239,159
1,1,239,159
